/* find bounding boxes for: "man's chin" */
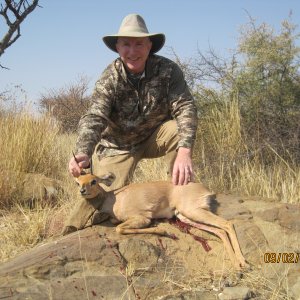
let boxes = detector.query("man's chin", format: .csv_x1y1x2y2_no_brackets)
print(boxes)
125,63,144,73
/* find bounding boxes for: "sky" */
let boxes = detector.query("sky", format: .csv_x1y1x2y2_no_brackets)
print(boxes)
0,0,299,106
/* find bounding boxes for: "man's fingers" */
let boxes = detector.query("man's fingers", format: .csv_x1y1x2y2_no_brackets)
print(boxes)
173,166,194,186
69,160,81,177
78,160,90,169
176,165,186,185
172,167,179,185
69,153,89,177
179,167,185,185
184,167,190,185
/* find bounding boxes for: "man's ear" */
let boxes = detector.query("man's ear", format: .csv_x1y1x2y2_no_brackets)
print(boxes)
147,38,152,51
99,172,116,187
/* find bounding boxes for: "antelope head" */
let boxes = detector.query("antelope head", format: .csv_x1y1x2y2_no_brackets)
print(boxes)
75,172,116,199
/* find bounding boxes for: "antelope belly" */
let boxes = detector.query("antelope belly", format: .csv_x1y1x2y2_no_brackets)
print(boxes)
153,207,175,219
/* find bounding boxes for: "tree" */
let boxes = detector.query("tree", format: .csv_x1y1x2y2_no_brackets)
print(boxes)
0,0,40,68
180,16,300,163
39,77,92,133
235,17,300,159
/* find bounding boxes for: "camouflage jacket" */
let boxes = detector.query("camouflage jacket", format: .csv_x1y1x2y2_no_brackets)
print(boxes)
75,54,198,158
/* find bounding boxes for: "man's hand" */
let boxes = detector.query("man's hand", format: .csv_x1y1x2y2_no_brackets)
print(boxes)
172,147,194,185
69,153,90,177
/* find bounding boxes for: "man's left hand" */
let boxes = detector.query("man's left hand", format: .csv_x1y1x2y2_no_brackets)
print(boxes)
172,147,194,185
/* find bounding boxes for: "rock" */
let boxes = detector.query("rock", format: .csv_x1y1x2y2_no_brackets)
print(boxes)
234,220,268,265
0,228,136,299
278,203,300,230
51,275,132,300
0,229,123,278
118,238,161,270
253,203,300,231
255,207,279,222
215,194,253,221
218,287,252,300
160,290,217,300
21,173,63,207
0,171,63,209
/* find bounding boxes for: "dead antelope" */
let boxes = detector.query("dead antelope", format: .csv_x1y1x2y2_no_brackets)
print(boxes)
63,172,247,270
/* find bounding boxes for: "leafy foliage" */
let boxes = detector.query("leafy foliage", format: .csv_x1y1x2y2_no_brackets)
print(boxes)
236,19,300,158
178,16,300,164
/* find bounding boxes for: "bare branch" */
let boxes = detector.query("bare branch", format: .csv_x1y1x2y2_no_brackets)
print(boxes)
0,0,40,67
5,0,21,18
0,62,9,69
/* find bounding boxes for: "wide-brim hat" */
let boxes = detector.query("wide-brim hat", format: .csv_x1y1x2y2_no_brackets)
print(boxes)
103,14,165,54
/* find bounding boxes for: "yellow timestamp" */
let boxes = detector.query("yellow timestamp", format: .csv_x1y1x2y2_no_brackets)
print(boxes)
264,252,300,263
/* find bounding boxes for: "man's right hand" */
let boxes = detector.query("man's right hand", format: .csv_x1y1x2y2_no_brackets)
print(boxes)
69,153,90,177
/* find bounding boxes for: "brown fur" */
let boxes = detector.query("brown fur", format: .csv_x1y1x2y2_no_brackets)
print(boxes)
69,173,247,270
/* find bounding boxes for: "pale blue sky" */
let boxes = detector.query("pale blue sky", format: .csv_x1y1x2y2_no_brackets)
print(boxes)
0,0,299,105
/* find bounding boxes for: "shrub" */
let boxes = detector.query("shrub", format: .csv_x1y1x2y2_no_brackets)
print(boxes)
39,76,92,133
177,17,300,164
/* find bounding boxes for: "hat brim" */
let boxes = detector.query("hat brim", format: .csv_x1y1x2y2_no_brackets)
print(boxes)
102,33,165,53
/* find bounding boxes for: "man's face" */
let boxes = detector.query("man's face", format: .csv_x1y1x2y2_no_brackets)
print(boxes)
116,37,152,74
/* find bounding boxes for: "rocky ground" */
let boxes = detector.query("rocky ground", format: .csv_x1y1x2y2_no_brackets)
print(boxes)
0,194,300,300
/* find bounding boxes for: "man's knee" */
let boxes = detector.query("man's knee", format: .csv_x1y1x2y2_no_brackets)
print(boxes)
160,120,178,139
141,120,179,159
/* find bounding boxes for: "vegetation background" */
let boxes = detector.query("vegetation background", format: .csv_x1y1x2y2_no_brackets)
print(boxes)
0,15,299,295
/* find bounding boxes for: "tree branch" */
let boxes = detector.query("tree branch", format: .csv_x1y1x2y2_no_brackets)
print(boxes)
0,0,40,64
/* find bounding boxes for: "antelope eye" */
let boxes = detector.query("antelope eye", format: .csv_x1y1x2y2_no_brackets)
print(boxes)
91,179,97,185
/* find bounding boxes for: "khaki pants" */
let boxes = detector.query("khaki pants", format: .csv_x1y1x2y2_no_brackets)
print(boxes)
97,120,179,191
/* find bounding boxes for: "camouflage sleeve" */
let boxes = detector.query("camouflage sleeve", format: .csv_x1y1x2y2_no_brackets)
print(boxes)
75,71,114,157
168,63,198,149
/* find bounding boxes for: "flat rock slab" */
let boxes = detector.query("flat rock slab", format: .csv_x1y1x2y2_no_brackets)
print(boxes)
0,229,124,278
0,275,133,300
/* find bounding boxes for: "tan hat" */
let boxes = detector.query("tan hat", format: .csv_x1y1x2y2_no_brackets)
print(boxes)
103,14,165,53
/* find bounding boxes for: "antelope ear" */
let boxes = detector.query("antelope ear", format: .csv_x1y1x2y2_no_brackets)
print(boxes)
99,172,116,187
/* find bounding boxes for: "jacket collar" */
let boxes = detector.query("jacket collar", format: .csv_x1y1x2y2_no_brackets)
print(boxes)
115,54,160,82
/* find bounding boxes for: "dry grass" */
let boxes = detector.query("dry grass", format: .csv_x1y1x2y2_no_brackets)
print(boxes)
236,158,300,203
194,98,300,203
0,205,52,260
0,111,61,176
194,98,247,190
0,109,67,210
241,268,293,300
133,157,169,183
0,108,79,261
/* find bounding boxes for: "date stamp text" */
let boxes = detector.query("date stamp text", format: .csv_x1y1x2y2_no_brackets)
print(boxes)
264,252,300,263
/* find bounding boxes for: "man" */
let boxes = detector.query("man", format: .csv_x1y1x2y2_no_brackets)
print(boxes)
69,14,197,189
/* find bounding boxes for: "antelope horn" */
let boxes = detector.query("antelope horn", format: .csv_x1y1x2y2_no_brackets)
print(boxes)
90,157,93,175
72,151,79,164
73,151,93,175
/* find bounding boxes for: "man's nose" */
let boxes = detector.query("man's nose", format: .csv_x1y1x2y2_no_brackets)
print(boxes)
128,45,138,55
